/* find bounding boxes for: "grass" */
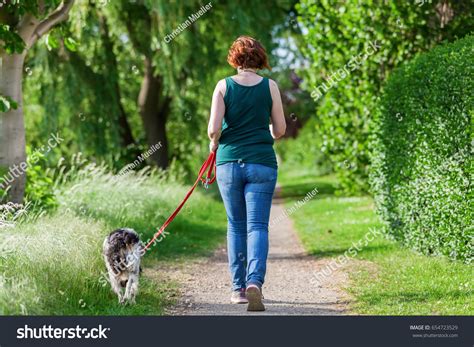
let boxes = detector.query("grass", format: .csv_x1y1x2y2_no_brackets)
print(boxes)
278,167,474,315
2,159,472,315
0,163,226,315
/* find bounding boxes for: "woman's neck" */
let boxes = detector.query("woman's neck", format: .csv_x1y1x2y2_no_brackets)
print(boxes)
237,67,257,74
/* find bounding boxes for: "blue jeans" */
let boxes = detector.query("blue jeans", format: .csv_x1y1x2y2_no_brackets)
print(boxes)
216,162,277,291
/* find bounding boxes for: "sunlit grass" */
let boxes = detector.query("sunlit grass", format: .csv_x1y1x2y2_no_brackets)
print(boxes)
280,172,474,315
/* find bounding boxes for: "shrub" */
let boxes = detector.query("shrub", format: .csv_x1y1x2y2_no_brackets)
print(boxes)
295,0,474,194
370,35,473,263
24,146,58,211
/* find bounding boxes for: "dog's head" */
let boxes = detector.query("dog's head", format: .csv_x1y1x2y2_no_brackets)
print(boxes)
108,228,140,249
104,228,143,272
122,229,140,250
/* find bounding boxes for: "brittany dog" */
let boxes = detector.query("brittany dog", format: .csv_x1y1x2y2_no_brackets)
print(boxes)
103,228,143,304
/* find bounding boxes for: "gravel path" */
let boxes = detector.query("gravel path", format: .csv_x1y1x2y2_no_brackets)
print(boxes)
163,191,350,315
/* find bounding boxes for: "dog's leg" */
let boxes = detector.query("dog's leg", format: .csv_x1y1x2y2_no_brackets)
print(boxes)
109,274,124,304
128,273,139,304
105,258,124,303
124,275,134,303
123,245,141,304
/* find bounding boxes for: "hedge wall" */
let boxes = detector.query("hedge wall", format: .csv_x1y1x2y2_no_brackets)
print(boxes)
370,35,473,263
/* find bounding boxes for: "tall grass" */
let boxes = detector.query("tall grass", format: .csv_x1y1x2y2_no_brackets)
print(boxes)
0,160,226,315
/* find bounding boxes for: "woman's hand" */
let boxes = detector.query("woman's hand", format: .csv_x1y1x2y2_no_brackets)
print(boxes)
209,140,219,153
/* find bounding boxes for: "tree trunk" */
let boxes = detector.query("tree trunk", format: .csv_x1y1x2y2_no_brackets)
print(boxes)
0,53,27,203
119,4,170,168
0,1,74,203
98,14,136,149
137,57,170,169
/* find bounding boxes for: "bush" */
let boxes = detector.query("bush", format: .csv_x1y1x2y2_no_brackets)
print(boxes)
295,0,474,194
24,146,58,211
370,35,473,263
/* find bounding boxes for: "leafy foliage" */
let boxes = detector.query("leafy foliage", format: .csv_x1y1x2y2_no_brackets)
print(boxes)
0,24,25,53
23,0,291,179
0,0,68,54
295,0,474,194
24,146,58,211
370,35,473,263
276,118,332,177
0,94,18,112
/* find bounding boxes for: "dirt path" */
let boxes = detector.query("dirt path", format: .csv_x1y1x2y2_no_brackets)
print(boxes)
163,191,350,315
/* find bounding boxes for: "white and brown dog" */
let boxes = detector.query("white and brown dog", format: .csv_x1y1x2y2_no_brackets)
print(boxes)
103,228,143,304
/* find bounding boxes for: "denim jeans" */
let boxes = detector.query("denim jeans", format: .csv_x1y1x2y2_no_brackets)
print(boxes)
216,162,277,291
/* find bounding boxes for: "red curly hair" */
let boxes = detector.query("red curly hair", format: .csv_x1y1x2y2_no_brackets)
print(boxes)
227,36,271,70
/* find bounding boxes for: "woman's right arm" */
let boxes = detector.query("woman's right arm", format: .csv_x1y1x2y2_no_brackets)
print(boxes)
269,79,286,139
207,79,226,152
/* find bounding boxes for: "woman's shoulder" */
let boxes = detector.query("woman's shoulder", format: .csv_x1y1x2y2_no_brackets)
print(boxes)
267,78,278,88
266,78,281,102
214,79,227,98
267,78,279,94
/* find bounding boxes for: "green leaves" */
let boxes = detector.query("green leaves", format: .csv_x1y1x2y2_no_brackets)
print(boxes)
370,35,473,263
295,0,474,194
0,94,19,113
45,32,59,50
25,145,58,211
63,36,77,51
1,2,76,55
0,24,25,54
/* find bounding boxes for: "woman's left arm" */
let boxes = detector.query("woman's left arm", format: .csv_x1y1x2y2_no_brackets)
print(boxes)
207,79,226,152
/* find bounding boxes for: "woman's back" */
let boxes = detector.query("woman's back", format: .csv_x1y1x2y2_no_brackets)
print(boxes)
217,76,277,169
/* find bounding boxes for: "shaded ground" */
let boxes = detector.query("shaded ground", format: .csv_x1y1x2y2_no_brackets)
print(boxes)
162,190,350,315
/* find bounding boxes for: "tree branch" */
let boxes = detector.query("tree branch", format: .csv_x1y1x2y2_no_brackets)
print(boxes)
17,13,39,53
26,0,75,48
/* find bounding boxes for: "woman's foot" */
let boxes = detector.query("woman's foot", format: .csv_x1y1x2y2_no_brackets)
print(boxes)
230,288,248,304
246,284,265,311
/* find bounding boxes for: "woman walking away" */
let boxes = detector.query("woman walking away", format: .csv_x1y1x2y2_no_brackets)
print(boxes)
207,36,286,311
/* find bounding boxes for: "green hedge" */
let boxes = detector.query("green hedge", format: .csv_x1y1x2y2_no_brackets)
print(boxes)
370,35,473,263
296,0,474,194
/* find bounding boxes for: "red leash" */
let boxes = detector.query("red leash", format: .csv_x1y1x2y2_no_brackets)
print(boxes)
142,151,217,252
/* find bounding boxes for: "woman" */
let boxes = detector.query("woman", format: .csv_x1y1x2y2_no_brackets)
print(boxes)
207,36,286,311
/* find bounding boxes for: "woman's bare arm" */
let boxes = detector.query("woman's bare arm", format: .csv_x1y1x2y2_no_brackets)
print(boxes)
207,79,226,152
269,79,286,139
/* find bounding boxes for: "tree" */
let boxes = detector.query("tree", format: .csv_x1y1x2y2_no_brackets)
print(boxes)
295,0,473,194
13,0,292,182
108,0,291,170
117,2,171,169
0,0,75,203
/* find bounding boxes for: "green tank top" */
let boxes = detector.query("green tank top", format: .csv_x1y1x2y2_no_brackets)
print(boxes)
216,77,277,169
